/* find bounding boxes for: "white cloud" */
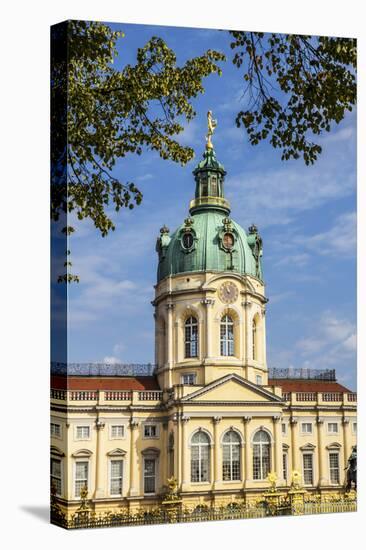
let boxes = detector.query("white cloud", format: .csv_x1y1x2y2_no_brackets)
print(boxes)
296,311,356,359
113,342,125,355
299,212,356,258
226,163,355,229
274,253,311,268
103,356,121,364
136,173,154,182
178,120,200,146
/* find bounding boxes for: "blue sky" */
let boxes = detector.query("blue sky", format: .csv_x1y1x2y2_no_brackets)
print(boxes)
55,23,356,389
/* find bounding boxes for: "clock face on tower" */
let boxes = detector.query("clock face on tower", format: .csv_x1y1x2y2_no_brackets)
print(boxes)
218,281,239,304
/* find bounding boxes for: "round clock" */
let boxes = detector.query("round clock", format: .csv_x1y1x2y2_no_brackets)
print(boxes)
219,281,239,304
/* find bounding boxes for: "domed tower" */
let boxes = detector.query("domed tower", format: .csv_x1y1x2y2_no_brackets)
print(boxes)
153,112,267,391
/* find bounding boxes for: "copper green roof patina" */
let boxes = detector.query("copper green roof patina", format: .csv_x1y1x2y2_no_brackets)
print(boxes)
156,143,263,283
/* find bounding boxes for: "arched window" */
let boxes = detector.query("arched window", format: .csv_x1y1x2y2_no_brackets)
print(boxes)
191,431,210,482
222,430,241,481
220,315,234,356
253,430,271,480
185,316,198,358
252,318,257,360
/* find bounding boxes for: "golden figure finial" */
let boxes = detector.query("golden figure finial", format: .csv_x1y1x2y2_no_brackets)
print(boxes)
206,110,217,150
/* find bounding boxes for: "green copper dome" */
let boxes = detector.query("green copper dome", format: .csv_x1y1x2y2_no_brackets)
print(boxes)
156,146,263,282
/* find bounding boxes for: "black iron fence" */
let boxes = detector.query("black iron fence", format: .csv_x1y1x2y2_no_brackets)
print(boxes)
51,499,356,530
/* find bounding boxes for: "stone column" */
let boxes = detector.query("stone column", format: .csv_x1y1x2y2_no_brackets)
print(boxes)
213,416,222,489
273,415,283,484
317,416,327,486
290,417,299,472
181,415,190,490
243,416,252,486
172,413,179,480
166,303,174,387
261,307,267,370
201,298,215,359
241,301,252,374
129,419,139,496
161,421,168,487
94,418,105,498
342,417,351,471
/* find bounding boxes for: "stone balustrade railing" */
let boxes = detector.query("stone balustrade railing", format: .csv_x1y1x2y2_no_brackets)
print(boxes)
50,388,163,403
281,391,357,405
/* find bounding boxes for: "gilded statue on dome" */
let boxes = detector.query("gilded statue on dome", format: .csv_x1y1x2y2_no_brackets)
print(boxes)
206,110,217,149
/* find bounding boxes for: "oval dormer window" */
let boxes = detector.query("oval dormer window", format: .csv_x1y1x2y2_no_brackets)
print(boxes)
223,232,234,250
182,232,194,250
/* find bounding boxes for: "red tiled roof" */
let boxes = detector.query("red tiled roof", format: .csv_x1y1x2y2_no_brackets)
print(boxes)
51,375,160,391
267,379,352,393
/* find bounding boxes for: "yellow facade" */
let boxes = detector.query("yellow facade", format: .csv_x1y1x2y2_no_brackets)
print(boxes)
50,270,357,518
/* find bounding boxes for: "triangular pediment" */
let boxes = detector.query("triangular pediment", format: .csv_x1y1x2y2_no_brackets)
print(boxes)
181,374,283,404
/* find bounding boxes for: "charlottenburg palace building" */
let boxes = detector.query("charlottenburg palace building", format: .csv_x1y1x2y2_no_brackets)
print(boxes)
51,128,357,521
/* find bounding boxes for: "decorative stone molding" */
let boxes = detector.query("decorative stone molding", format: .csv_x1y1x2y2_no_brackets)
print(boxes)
342,416,351,425
166,303,175,310
243,415,252,423
72,449,93,458
299,443,316,451
130,419,140,429
95,418,105,430
181,415,190,423
273,415,282,423
107,448,126,457
290,416,299,425
326,442,342,450
51,446,65,457
201,298,215,307
213,416,222,424
317,417,325,425
141,447,160,457
241,301,252,308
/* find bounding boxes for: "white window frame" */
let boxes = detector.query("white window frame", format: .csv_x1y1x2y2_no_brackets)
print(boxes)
301,422,313,435
143,457,157,494
75,425,91,441
255,374,262,385
302,453,314,486
184,316,199,358
327,422,339,434
252,430,271,481
281,423,287,436
329,452,340,485
191,431,211,483
220,315,235,357
74,460,89,499
51,457,63,496
50,422,62,439
352,421,357,434
143,424,159,439
110,424,125,440
181,373,196,385
109,459,123,497
222,431,241,482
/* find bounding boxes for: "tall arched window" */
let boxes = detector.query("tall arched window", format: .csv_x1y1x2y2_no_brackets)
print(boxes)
222,431,241,481
191,431,210,482
220,315,234,356
253,430,271,480
252,318,257,360
185,316,198,358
